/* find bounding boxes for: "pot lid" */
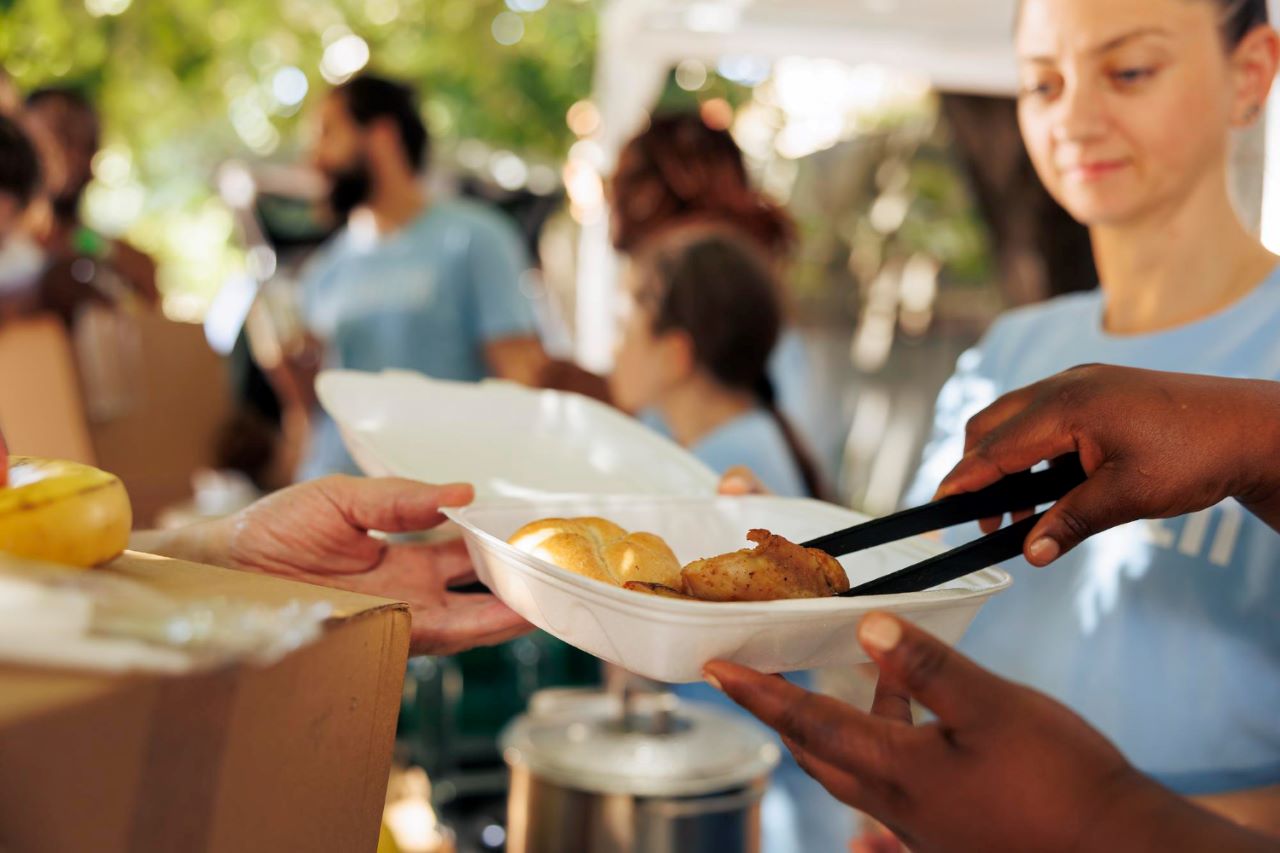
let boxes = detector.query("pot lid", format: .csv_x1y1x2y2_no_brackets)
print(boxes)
500,691,780,797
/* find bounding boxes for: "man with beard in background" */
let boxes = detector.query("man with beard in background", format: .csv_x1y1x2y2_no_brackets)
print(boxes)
278,73,551,479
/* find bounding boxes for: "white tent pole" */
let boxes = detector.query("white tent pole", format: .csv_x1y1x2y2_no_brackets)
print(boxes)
573,0,670,371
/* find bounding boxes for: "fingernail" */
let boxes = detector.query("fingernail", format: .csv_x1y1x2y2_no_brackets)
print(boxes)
703,670,724,691
859,614,901,653
1027,537,1060,565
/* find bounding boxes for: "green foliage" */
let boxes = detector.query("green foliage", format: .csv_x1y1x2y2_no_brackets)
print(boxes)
896,144,993,285
0,0,598,313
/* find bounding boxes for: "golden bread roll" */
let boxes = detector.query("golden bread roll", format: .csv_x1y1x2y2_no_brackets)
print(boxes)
508,517,683,589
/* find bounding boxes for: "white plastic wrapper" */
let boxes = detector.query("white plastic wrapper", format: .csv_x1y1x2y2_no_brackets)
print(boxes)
0,556,331,674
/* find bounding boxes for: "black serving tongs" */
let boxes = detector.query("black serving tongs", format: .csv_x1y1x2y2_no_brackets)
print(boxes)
807,453,1088,597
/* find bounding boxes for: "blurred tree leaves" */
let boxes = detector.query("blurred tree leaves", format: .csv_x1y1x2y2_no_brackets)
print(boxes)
2,0,596,160
0,0,597,312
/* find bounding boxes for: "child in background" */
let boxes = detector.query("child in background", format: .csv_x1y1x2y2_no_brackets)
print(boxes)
608,225,850,852
609,224,821,499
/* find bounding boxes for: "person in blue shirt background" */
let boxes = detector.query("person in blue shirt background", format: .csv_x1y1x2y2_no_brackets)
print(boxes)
270,74,554,480
904,0,1280,834
608,224,851,852
608,112,823,465
608,224,822,501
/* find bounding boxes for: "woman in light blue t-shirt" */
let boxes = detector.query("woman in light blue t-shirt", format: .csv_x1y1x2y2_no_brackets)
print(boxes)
608,226,849,852
906,0,1280,830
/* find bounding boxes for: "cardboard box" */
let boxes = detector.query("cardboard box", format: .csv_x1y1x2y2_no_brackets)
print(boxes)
0,551,411,853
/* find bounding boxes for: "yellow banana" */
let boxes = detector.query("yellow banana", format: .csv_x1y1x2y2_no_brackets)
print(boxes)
0,457,132,568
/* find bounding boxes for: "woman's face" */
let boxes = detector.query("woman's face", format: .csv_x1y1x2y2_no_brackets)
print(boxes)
608,271,686,413
1015,0,1247,227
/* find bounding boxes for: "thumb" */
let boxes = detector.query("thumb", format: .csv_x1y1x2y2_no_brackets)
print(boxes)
858,612,1007,729
1023,469,1132,566
321,476,475,533
719,466,769,496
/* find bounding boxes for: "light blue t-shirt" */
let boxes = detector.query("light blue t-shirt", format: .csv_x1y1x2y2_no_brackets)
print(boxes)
692,408,808,498
297,199,537,479
908,270,1280,795
639,327,822,474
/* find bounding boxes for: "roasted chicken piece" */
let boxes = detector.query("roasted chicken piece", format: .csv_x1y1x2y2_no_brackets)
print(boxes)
681,529,850,601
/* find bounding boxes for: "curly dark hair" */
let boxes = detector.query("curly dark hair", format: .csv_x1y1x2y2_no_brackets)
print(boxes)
610,113,794,261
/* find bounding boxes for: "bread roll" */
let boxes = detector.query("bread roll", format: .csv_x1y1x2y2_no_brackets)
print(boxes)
508,517,683,590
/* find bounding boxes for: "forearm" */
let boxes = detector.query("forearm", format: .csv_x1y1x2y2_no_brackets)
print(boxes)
485,336,550,387
1090,775,1280,852
1235,379,1280,533
129,516,236,569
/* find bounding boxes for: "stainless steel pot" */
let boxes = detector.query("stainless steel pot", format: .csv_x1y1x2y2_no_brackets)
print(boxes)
502,688,780,853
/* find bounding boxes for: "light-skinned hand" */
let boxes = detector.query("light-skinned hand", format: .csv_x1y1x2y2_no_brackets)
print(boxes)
136,475,532,656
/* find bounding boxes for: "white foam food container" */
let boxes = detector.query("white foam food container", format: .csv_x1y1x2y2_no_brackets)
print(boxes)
445,495,1010,683
319,370,1012,682
316,370,719,498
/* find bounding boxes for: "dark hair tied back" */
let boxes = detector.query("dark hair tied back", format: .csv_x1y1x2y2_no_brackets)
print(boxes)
635,226,825,499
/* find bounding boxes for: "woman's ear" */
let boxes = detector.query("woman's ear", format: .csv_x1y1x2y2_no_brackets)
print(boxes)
657,329,698,383
1230,25,1280,128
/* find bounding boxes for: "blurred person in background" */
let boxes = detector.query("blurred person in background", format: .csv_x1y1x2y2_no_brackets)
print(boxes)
610,225,821,499
901,0,1280,834
275,73,554,480
0,115,38,238
609,225,847,851
0,77,66,320
608,112,818,450
23,87,160,322
0,113,43,320
610,113,795,262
